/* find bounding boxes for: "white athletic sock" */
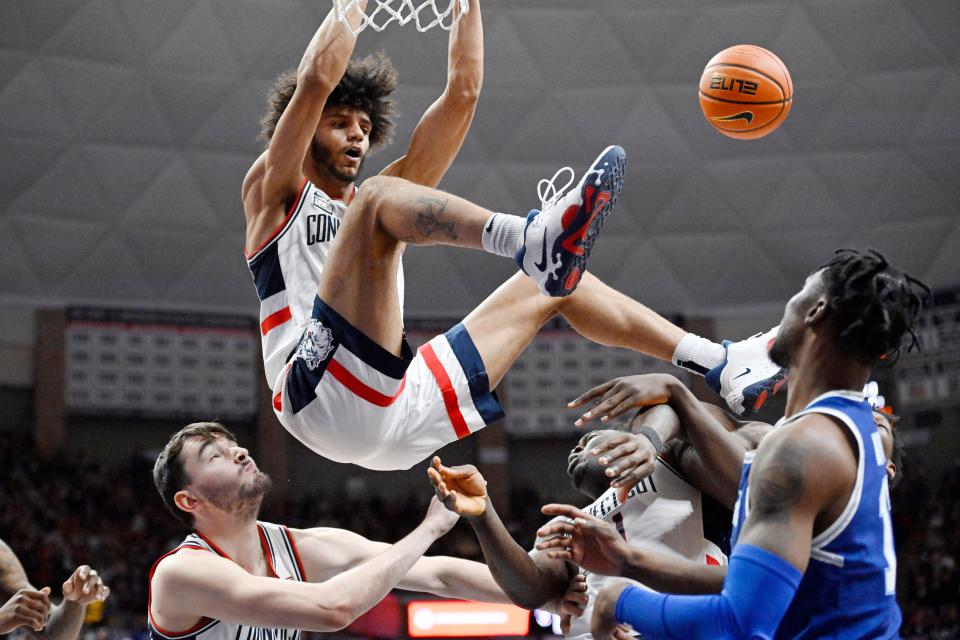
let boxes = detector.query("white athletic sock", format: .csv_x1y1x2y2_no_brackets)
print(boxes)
481,213,526,259
672,333,726,376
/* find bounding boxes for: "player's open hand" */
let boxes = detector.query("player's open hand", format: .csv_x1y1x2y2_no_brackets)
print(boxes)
536,504,631,577
0,587,51,633
589,427,658,503
428,457,488,517
591,582,635,640
569,374,677,426
62,565,110,606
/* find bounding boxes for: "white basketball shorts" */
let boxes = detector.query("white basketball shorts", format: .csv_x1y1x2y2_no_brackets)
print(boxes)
267,296,504,470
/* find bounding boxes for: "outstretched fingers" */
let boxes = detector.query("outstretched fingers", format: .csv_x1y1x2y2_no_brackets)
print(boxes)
577,391,651,426
568,380,616,409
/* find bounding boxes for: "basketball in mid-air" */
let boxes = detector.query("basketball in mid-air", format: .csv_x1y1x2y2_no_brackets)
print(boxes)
698,44,793,140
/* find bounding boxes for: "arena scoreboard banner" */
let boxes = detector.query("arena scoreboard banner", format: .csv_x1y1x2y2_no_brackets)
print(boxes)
64,307,259,420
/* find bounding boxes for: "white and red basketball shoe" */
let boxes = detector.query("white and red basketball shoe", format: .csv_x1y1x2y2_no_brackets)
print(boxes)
515,145,626,297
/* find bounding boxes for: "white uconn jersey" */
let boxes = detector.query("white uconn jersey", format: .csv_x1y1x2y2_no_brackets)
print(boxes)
550,458,728,640
148,523,306,640
246,180,404,389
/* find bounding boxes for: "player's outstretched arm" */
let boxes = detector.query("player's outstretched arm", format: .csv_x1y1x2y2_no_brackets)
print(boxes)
0,540,50,635
248,2,368,215
535,505,726,595
0,541,109,640
151,497,457,632
379,0,482,187
573,374,759,508
38,566,109,640
288,526,511,604
428,457,574,610
671,404,771,509
591,416,851,640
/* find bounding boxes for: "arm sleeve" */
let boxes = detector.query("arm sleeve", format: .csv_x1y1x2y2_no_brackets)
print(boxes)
614,544,802,640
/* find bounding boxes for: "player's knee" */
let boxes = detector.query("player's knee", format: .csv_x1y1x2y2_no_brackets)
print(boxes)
350,174,404,219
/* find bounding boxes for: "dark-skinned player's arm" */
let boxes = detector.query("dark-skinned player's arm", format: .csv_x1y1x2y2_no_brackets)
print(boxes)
534,504,727,596
670,413,771,509
567,404,681,502
572,374,765,507
0,540,109,640
589,414,855,640
243,2,368,220
427,457,575,610
379,0,482,187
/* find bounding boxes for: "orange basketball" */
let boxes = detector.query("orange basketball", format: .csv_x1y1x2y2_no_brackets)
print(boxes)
699,44,793,140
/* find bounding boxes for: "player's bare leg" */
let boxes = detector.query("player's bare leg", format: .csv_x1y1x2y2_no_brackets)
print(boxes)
463,272,682,389
465,271,785,415
319,146,625,357
317,175,496,355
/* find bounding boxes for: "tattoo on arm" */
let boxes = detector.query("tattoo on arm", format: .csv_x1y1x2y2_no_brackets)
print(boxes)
750,441,807,523
413,197,457,240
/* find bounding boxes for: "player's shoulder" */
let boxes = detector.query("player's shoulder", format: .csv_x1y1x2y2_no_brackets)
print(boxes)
152,547,225,586
753,413,857,493
765,412,853,461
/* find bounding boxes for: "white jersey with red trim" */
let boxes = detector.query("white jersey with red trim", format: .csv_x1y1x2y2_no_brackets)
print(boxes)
148,522,307,640
246,180,404,389
543,458,728,640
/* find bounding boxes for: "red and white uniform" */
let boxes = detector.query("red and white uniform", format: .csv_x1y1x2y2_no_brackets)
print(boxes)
538,458,728,640
148,523,306,640
246,181,503,471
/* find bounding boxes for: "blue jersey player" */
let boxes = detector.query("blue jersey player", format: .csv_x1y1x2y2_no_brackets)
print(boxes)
541,248,930,640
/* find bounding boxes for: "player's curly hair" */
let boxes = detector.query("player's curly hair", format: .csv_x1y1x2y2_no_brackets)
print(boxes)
153,422,238,528
817,248,932,365
259,53,399,150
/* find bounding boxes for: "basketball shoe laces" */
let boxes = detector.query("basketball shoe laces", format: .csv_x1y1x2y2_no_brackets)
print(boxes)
537,167,576,211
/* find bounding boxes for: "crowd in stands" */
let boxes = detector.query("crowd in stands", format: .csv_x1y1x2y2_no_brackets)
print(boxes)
1,431,958,639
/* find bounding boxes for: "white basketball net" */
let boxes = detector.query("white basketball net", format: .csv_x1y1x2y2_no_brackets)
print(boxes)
332,0,469,35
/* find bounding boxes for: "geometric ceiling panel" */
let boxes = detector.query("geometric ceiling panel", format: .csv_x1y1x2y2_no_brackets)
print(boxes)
1,0,957,322
149,1,240,76
45,0,135,64
10,148,108,221
8,216,105,282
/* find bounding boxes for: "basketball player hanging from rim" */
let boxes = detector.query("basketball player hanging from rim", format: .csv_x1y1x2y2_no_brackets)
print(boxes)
243,0,786,471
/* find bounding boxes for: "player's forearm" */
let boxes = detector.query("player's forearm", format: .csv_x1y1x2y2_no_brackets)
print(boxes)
309,521,445,629
467,502,566,609
401,556,511,604
611,545,801,640
28,601,84,640
445,0,483,98
0,541,30,599
620,547,726,595
296,0,367,89
629,404,681,445
664,381,749,501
